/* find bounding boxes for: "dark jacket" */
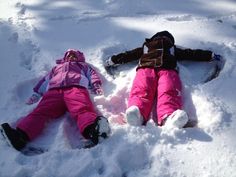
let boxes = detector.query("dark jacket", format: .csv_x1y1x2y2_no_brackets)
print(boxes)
111,36,213,70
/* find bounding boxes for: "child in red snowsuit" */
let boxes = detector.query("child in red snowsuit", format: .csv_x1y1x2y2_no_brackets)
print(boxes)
105,31,223,128
1,49,111,151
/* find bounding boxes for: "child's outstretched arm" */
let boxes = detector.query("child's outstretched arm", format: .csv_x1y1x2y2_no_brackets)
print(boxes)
175,46,224,69
86,65,103,95
175,46,225,82
26,71,51,105
175,46,213,62
104,47,143,67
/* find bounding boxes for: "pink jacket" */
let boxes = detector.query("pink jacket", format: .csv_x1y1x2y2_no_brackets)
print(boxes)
33,49,102,94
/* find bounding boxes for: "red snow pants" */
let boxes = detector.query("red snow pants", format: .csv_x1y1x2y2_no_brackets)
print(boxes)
17,87,97,140
128,68,183,125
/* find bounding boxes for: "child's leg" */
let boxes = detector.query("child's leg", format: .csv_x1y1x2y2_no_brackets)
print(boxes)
17,89,67,140
63,87,97,135
156,69,183,125
128,68,157,124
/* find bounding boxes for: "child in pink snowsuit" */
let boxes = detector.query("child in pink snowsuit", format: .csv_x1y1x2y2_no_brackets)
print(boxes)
105,31,223,128
1,49,111,151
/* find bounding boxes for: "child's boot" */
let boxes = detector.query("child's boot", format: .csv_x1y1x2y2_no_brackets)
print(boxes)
0,123,29,151
125,106,144,126
83,116,111,146
164,109,189,128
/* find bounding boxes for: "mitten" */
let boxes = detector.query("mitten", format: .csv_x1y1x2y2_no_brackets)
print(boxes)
26,92,41,105
92,82,103,95
104,57,118,76
104,57,115,67
212,53,225,70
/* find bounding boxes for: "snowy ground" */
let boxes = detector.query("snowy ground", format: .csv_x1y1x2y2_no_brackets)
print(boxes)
0,0,236,177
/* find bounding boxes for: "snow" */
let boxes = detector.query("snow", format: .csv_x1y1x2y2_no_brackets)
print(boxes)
0,0,236,176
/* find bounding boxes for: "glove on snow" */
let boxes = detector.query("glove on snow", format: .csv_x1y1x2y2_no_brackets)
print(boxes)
92,82,103,95
26,92,41,105
212,53,225,70
104,57,115,67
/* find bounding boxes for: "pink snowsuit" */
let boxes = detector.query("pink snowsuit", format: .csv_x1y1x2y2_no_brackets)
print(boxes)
128,68,182,125
17,49,102,140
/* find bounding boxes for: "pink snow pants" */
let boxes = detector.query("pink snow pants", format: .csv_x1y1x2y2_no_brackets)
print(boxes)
128,68,183,125
17,87,97,140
